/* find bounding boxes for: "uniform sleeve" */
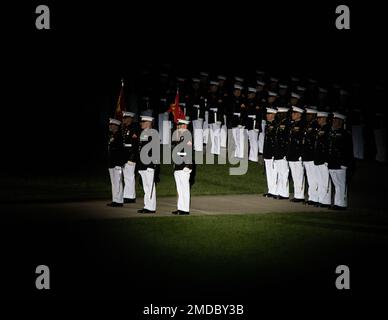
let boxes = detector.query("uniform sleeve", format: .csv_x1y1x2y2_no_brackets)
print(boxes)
189,162,196,187
154,164,160,183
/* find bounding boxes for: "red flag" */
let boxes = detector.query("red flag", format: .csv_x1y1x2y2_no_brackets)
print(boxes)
114,79,126,121
168,89,185,124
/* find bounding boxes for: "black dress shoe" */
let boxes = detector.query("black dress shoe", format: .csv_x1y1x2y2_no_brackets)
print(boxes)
290,198,304,203
140,209,156,214
263,193,276,198
277,195,289,200
172,210,179,215
330,205,347,211
124,198,136,203
306,200,317,206
317,203,330,208
107,202,123,207
178,210,190,215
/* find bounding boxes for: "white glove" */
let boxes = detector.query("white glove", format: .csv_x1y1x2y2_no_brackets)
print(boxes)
283,156,287,160
298,157,302,161
324,162,328,166
183,167,192,173
341,165,347,170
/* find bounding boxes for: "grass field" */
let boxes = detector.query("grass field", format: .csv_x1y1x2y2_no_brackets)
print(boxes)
2,158,387,299
6,209,388,299
0,160,267,203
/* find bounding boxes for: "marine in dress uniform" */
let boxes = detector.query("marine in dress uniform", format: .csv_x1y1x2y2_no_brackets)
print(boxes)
172,118,195,215
107,118,125,207
278,84,289,107
289,92,301,109
217,75,228,99
246,86,260,162
207,80,223,155
268,77,279,93
217,76,229,149
314,111,332,207
158,97,171,145
287,106,306,202
137,115,160,214
230,83,245,128
256,84,268,154
302,107,320,205
122,111,139,203
256,80,268,105
263,107,278,198
188,77,204,152
328,112,353,210
274,107,291,199
230,83,247,159
317,87,328,110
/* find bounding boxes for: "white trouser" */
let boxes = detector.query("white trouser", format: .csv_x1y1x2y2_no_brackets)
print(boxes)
123,162,136,199
174,168,192,212
274,158,289,197
158,113,171,145
232,127,246,159
193,119,204,152
220,124,227,148
210,122,221,155
352,125,364,160
139,168,156,211
316,164,332,205
203,111,209,144
289,161,305,200
374,128,387,162
248,129,259,162
303,161,319,202
264,158,277,195
108,166,124,203
329,168,347,207
258,120,266,154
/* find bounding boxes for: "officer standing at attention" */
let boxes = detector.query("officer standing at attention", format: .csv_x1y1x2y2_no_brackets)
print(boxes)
314,111,332,207
287,106,306,202
263,107,278,198
302,107,320,205
107,118,125,207
122,111,140,203
230,83,245,128
137,115,160,214
246,86,261,162
172,118,195,215
230,83,246,159
274,107,291,199
328,112,353,210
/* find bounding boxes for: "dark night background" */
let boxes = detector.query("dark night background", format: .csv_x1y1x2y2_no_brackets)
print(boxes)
1,1,388,307
2,1,386,176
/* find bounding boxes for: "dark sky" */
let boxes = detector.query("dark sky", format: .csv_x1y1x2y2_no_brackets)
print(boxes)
2,1,387,173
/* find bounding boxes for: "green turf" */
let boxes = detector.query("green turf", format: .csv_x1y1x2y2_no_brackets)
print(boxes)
0,160,267,202
44,210,387,298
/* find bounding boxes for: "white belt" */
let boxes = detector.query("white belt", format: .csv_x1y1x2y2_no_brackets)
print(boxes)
248,115,256,119
124,144,132,147
210,108,218,112
193,104,200,108
233,113,241,116
177,152,187,156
